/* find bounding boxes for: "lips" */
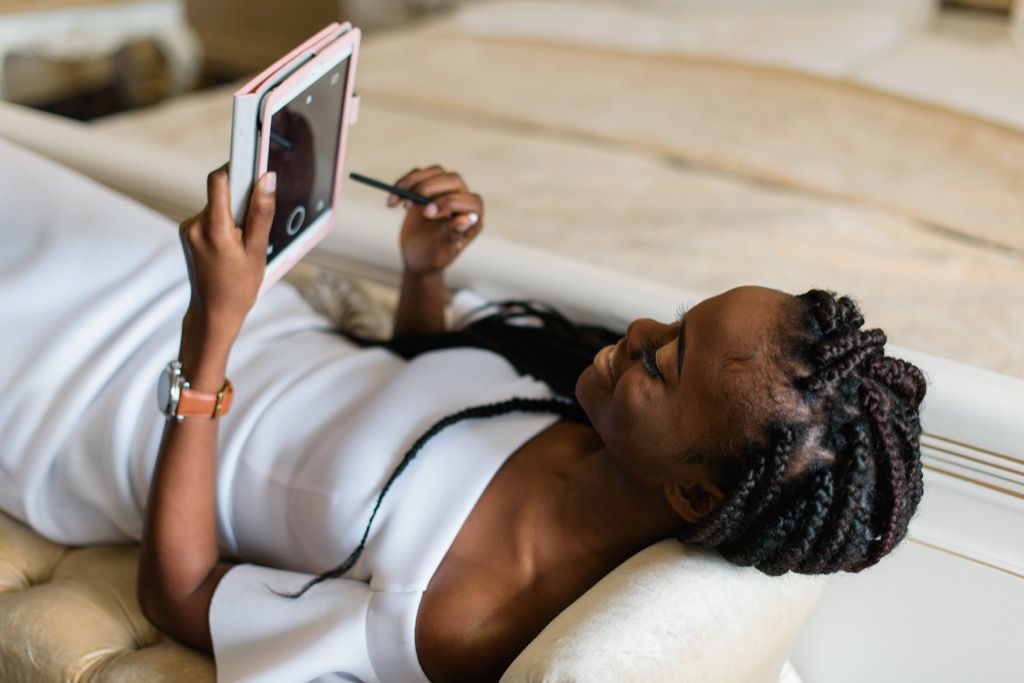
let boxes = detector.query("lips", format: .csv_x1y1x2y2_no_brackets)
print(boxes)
595,339,624,390
606,343,619,384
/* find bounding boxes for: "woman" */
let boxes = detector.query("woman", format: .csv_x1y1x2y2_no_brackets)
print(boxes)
1,157,926,683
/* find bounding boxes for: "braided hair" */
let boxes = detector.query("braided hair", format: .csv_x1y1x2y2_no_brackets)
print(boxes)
279,290,925,597
678,289,927,575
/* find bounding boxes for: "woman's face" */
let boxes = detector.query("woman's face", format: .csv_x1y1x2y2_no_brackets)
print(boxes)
576,285,792,494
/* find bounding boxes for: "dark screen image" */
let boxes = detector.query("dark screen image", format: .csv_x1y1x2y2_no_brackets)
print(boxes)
265,56,350,262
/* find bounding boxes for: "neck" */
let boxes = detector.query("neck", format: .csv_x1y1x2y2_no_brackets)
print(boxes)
534,427,684,574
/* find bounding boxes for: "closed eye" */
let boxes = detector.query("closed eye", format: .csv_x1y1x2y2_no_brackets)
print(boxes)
640,341,663,380
674,304,690,377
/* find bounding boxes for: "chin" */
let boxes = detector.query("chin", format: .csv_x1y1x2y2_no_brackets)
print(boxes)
574,365,604,427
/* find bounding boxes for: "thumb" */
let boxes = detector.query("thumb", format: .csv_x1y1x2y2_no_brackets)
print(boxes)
244,172,277,254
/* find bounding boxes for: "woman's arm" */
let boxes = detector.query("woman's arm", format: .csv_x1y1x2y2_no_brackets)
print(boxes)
137,167,276,653
389,165,484,340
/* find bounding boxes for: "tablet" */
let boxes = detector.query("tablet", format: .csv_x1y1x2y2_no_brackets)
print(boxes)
228,23,361,296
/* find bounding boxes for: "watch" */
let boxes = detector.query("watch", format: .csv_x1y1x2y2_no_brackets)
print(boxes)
156,360,234,422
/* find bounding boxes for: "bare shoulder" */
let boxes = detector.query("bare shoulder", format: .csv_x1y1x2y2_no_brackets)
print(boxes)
416,559,552,683
414,419,604,681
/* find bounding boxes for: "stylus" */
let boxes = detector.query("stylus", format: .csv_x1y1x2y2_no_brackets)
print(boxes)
348,172,430,205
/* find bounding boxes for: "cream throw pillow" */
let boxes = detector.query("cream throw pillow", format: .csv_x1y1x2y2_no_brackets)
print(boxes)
502,540,826,683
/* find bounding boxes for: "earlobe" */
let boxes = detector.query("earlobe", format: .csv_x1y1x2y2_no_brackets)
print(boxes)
664,474,725,524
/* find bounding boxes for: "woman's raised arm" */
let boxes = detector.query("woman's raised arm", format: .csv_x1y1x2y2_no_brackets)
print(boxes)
137,166,276,653
389,165,484,340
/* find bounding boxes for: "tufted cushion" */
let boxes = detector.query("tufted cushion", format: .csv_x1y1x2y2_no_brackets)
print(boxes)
0,510,214,682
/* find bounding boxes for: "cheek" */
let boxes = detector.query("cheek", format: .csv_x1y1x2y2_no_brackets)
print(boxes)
578,370,660,458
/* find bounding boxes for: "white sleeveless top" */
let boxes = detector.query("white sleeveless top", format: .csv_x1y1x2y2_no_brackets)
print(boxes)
209,341,560,683
0,140,561,683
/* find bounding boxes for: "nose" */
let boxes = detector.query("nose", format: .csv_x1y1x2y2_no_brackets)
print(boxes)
624,318,660,359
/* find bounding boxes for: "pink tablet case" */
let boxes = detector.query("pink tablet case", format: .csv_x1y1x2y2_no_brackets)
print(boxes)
230,22,361,296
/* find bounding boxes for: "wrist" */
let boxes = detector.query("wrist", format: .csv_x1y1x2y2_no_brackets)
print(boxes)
178,355,229,394
179,317,234,393
183,303,246,341
402,268,445,288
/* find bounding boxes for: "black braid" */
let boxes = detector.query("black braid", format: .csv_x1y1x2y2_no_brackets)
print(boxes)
350,300,620,402
272,396,582,599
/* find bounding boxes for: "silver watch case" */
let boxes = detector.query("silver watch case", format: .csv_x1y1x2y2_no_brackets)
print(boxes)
157,360,190,422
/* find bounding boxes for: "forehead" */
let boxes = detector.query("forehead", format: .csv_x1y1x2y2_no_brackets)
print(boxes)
676,287,795,452
685,286,792,413
690,286,789,356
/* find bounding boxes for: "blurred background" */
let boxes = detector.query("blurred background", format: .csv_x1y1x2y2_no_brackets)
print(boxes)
3,0,1020,123
1,0,1022,384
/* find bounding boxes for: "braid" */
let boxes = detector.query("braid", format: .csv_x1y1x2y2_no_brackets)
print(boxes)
808,424,878,573
680,424,796,548
679,289,926,576
765,469,835,573
273,396,581,599
712,426,802,566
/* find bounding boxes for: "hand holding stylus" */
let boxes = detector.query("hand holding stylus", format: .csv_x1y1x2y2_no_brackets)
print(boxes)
384,165,484,276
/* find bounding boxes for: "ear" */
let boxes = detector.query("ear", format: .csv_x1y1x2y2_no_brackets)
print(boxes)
663,464,726,524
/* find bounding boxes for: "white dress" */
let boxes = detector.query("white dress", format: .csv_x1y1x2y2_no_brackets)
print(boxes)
0,140,560,682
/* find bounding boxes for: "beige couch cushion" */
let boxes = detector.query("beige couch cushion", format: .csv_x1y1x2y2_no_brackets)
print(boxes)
0,510,214,682
0,0,136,13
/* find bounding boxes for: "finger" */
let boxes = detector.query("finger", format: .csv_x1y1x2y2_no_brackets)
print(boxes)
447,231,470,251
205,164,233,228
410,172,466,201
178,214,200,238
177,217,201,284
444,217,481,248
446,212,478,233
424,192,482,220
448,220,482,245
243,172,277,255
393,165,446,195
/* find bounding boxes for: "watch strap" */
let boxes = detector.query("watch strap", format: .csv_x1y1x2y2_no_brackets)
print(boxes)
178,380,234,419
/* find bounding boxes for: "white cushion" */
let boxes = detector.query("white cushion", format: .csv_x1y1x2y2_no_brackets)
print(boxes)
503,541,826,683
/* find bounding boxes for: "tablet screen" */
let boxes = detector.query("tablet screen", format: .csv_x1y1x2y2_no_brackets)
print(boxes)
265,56,350,261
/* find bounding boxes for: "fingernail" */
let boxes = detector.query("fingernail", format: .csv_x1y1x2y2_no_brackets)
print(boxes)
424,203,438,218
402,199,412,210
263,172,277,193
455,222,471,233
387,194,397,206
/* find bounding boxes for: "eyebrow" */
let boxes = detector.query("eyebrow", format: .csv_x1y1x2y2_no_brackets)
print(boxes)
676,318,687,377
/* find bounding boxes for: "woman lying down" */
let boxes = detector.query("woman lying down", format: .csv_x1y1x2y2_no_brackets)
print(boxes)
0,163,927,682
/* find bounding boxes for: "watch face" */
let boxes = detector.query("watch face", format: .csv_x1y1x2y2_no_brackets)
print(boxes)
157,366,171,413
157,361,182,417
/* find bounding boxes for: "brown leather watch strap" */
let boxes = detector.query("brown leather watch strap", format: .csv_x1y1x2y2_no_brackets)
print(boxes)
178,380,234,419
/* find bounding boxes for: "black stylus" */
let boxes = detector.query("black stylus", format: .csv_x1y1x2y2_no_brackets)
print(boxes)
348,172,430,205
